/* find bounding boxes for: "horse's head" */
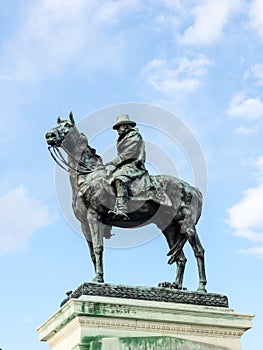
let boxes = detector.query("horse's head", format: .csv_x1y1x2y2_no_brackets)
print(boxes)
45,112,76,147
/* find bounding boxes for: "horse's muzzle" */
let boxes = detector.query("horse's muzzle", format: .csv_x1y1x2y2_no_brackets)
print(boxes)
45,131,57,146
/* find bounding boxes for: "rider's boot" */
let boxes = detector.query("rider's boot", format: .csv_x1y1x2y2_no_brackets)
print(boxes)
109,179,130,222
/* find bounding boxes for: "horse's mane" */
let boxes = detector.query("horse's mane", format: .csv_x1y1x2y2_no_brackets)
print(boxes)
73,130,103,166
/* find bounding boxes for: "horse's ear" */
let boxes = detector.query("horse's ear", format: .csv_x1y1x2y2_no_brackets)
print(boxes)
69,111,75,125
57,116,62,124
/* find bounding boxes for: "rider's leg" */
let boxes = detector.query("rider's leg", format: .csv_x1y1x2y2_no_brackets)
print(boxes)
109,179,130,221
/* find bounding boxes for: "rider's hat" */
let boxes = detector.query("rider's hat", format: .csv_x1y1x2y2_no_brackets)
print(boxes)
113,114,136,129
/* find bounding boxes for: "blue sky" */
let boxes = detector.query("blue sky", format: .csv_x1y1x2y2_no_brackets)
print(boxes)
0,0,263,349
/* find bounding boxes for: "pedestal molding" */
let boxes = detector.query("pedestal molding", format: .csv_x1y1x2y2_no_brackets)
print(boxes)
38,292,254,350
79,316,245,337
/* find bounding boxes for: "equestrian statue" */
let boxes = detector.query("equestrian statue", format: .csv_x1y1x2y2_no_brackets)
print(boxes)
45,112,207,292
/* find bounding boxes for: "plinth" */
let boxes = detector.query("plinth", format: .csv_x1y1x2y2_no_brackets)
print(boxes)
37,283,253,350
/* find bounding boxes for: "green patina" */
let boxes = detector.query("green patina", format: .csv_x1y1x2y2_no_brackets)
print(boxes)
80,336,228,350
86,302,135,317
46,114,208,293
81,336,103,350
119,336,184,349
118,337,228,350
89,341,102,350
87,303,101,316
81,302,86,313
81,336,102,344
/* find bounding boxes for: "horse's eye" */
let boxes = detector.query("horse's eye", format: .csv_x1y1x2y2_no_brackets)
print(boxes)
65,123,72,128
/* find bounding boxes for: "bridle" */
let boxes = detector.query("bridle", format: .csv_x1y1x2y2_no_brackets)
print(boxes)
48,145,105,175
48,126,106,176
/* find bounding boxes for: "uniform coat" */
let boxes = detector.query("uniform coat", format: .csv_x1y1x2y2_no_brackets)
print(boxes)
108,127,151,195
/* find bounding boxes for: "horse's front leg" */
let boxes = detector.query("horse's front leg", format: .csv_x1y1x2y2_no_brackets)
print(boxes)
81,223,96,273
92,246,104,283
86,208,104,283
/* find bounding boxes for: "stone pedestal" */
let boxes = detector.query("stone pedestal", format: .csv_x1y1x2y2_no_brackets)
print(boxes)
37,285,253,350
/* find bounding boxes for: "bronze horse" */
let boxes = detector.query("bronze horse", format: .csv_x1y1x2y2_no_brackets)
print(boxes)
45,112,207,292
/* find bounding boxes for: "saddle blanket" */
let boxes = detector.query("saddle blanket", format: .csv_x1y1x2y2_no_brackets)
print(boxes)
131,176,172,207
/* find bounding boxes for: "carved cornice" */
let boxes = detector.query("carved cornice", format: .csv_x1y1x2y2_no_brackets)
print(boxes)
78,317,244,338
48,313,244,347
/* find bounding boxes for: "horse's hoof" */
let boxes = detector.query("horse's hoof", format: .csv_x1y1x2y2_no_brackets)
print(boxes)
91,276,104,283
174,284,183,290
92,279,104,283
158,281,182,290
197,287,207,293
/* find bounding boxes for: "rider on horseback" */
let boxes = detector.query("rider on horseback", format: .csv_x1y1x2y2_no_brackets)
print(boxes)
105,114,152,222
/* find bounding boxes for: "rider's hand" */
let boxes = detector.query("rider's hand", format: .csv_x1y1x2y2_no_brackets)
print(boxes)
105,163,116,177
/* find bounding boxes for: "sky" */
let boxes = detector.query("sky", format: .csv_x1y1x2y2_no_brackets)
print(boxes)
0,0,263,349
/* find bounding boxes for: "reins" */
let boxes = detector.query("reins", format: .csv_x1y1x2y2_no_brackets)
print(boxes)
48,146,73,172
48,146,103,175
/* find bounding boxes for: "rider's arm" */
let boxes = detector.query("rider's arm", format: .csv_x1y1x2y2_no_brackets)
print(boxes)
106,131,144,167
118,131,143,162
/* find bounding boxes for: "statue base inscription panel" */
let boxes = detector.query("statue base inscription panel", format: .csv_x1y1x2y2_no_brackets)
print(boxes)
37,284,253,350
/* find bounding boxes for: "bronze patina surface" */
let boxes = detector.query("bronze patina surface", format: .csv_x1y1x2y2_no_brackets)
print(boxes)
46,112,207,293
60,282,229,308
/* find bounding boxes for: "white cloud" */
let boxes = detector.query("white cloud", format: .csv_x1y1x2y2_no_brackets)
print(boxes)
160,0,184,9
250,64,263,83
249,0,263,39
239,246,263,259
180,0,242,46
227,92,263,120
0,187,52,256
235,124,263,135
1,0,87,80
244,64,263,85
140,53,212,97
228,188,263,239
92,0,141,25
227,156,263,258
0,0,141,81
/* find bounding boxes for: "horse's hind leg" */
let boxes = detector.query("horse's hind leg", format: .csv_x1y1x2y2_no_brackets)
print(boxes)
163,225,187,290
173,250,187,290
184,224,207,292
168,236,187,290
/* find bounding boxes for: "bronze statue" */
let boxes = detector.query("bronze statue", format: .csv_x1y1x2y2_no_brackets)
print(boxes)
45,112,207,292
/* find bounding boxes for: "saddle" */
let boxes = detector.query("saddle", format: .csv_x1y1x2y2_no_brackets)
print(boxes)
130,176,172,207
78,171,172,209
